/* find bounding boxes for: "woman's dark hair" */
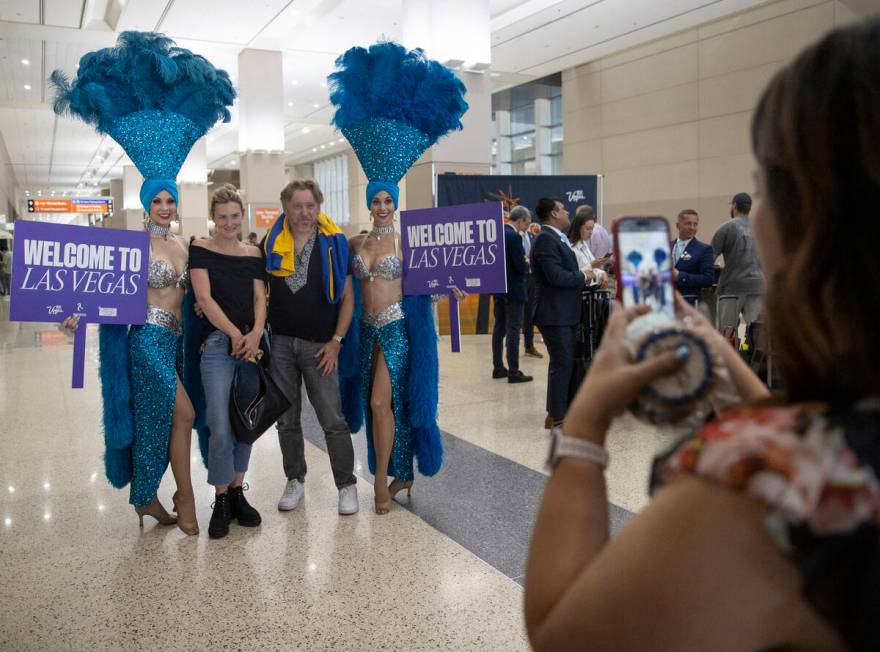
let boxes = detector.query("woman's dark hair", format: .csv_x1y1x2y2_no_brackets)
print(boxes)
567,211,595,245
751,17,880,404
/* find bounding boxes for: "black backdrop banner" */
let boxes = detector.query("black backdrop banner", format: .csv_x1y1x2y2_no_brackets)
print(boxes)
437,174,602,335
436,174,601,220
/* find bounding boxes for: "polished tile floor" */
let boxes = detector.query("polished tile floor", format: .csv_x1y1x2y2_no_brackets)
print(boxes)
0,297,674,650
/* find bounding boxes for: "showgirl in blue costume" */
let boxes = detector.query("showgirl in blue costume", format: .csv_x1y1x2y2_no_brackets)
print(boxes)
52,32,234,534
330,42,468,514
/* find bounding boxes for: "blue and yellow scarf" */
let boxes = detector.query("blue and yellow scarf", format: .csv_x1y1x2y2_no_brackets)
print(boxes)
263,212,349,304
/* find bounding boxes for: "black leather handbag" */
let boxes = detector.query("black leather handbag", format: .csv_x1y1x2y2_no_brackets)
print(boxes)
229,332,291,445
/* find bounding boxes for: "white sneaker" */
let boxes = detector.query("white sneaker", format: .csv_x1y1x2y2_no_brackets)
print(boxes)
278,478,304,511
338,485,359,515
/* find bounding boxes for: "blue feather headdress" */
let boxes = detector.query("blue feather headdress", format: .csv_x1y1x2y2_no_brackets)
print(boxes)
51,31,235,209
328,42,468,207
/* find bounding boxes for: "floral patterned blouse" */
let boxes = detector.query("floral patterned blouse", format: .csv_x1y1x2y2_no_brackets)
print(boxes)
651,402,880,651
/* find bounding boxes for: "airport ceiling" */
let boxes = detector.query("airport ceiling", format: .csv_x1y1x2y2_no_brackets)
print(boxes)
0,0,775,195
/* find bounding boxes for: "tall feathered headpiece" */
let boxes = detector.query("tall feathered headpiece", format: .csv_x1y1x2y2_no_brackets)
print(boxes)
51,31,235,212
328,42,468,208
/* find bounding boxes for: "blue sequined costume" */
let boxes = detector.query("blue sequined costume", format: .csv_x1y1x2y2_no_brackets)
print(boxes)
329,43,467,481
127,318,181,505
340,285,443,480
51,32,234,503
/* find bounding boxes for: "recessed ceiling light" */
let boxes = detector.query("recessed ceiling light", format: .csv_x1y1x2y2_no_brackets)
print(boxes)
312,103,319,109
312,147,317,152
287,101,293,106
338,138,344,144
23,84,31,90
21,58,30,65
291,80,298,85
320,81,327,88
301,127,310,134
320,145,325,149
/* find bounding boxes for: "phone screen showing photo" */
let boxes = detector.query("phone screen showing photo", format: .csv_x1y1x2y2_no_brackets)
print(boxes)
617,221,675,320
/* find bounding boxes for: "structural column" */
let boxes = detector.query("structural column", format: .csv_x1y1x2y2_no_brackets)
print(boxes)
120,165,144,231
495,109,513,175
178,138,209,238
401,0,493,210
534,93,553,175
238,48,287,238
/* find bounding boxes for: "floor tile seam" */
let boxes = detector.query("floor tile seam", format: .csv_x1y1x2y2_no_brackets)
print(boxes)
299,436,528,591
301,426,635,586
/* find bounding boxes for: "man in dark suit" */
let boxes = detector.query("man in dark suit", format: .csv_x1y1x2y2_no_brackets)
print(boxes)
531,197,591,428
672,209,715,305
492,207,533,383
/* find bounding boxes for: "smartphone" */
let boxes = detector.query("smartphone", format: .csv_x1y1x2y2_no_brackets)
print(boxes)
613,216,674,320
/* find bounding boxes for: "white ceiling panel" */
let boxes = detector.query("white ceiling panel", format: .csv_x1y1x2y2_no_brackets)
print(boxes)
0,38,42,102
255,0,401,52
0,0,39,24
44,0,85,28
491,0,768,76
160,0,293,45
115,0,170,32
490,0,537,17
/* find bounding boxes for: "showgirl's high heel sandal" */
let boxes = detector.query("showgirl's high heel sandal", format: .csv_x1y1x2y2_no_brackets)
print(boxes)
374,487,392,515
388,479,413,504
135,497,177,527
172,490,200,536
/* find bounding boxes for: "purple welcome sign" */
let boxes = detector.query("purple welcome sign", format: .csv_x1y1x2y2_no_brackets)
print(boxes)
401,201,506,352
10,221,149,387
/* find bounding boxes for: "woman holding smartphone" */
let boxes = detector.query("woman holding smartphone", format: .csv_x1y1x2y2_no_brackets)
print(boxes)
189,184,267,539
525,18,880,651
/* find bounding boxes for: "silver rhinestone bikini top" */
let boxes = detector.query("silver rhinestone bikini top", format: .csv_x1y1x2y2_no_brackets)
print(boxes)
147,239,189,289
148,258,189,289
351,254,403,282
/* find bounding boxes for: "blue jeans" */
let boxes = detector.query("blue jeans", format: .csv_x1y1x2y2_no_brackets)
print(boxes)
201,331,252,486
268,334,356,489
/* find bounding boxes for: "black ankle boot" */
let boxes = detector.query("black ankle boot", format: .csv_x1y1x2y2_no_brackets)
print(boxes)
208,492,232,539
228,485,261,527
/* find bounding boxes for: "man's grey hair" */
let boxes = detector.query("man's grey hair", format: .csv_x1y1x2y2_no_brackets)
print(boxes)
509,205,531,223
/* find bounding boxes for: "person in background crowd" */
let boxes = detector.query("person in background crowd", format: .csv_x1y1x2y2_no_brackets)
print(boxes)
585,208,613,260
671,209,714,305
189,184,267,539
492,206,533,383
262,179,359,516
530,197,591,431
712,192,764,331
525,18,880,650
568,209,606,286
519,207,543,359
0,246,11,296
246,232,258,246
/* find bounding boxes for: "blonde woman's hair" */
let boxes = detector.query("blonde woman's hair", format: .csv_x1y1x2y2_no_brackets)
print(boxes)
280,178,323,206
210,183,244,217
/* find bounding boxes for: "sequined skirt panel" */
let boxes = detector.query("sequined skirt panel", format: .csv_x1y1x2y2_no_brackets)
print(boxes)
128,322,182,507
359,315,413,482
361,301,405,329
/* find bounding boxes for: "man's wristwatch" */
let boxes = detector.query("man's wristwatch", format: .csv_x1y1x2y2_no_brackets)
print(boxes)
332,334,344,344
547,428,609,469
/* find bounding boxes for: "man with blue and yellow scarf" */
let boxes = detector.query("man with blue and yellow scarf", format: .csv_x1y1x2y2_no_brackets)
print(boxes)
262,179,358,516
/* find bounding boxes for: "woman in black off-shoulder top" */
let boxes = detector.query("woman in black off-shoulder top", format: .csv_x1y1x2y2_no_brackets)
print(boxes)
189,184,267,540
